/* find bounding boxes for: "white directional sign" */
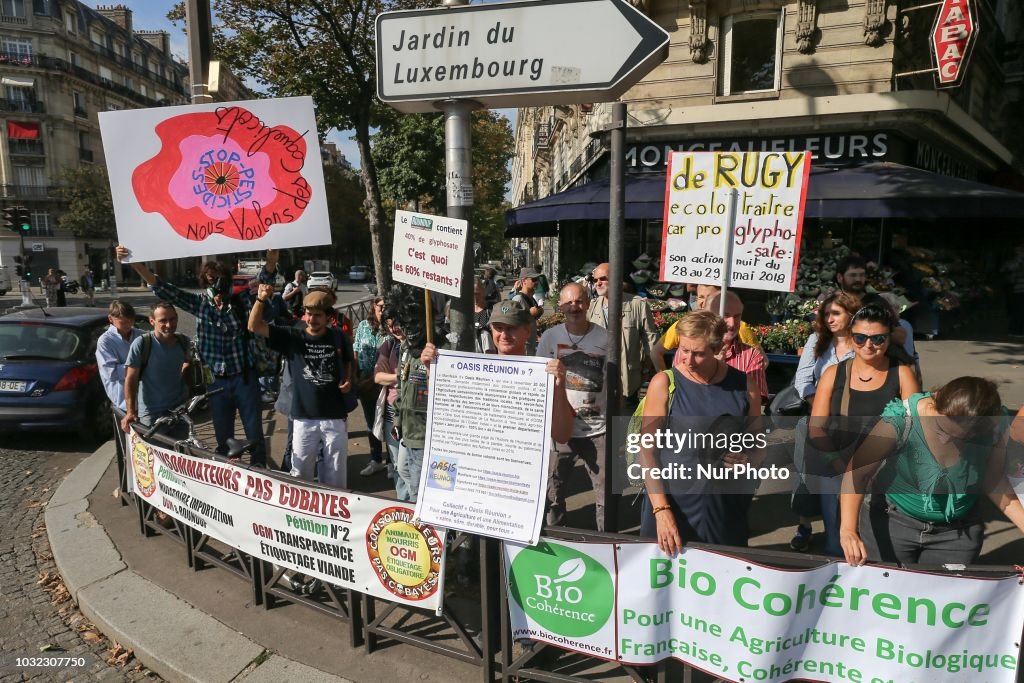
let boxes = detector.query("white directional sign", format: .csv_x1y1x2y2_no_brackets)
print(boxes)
376,0,670,113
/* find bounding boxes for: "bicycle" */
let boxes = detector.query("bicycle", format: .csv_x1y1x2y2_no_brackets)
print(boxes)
143,386,257,460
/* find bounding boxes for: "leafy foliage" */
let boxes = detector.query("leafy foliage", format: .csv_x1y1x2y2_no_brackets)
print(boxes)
55,165,116,240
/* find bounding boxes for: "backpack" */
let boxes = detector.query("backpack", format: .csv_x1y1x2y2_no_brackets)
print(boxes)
625,369,677,487
138,332,205,398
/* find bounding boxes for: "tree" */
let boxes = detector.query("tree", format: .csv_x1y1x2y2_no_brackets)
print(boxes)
205,0,432,291
55,165,116,240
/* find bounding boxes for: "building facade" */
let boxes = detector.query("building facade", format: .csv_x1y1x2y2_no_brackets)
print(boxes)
0,0,189,285
509,0,1024,283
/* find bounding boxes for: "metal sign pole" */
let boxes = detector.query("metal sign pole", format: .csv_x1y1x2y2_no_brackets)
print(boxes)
719,189,739,318
440,98,476,352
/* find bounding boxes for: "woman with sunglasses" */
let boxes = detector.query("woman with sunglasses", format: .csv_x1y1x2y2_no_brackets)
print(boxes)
806,303,920,556
841,377,1024,566
789,292,861,551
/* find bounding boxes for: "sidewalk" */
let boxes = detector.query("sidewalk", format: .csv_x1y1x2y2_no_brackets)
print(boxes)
45,339,1024,682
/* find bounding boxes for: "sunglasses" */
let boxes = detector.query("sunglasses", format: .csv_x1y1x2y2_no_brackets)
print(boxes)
851,332,889,346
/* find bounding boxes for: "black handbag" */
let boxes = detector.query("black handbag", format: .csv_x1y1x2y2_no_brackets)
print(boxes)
768,381,810,417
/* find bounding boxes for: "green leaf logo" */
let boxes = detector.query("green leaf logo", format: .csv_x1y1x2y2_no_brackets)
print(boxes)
509,542,613,637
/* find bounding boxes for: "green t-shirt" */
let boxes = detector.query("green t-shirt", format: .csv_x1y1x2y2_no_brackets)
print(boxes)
877,393,1004,523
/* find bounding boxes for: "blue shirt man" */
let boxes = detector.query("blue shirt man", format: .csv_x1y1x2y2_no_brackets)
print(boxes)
95,300,143,412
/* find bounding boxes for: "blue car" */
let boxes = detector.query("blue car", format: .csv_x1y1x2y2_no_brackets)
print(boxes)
0,306,115,441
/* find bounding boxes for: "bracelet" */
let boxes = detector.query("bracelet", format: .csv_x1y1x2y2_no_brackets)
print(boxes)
256,298,269,304
651,505,672,516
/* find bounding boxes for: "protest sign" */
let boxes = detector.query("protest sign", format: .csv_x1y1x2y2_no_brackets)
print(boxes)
100,96,330,262
414,350,552,545
505,539,1024,681
660,151,810,292
129,431,446,612
391,210,469,297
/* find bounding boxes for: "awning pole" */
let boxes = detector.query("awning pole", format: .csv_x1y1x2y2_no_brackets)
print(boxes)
604,102,626,533
719,189,739,317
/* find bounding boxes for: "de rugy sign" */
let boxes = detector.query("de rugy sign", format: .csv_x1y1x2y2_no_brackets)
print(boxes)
376,0,669,113
931,0,978,88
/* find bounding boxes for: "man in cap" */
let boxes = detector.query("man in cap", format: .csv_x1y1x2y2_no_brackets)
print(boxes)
537,283,609,530
512,267,544,355
585,262,659,408
248,285,354,487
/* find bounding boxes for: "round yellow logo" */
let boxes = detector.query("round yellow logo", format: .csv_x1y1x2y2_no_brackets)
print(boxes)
131,438,156,499
366,507,443,601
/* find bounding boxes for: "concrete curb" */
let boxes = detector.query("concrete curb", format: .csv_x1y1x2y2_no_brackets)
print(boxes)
46,441,354,683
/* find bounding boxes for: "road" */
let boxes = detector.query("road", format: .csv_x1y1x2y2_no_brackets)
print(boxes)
0,433,163,682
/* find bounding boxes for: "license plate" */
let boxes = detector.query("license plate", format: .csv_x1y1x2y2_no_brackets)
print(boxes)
0,380,26,392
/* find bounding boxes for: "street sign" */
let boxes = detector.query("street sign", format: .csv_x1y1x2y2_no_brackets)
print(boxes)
31,243,44,252
376,0,669,113
931,0,977,88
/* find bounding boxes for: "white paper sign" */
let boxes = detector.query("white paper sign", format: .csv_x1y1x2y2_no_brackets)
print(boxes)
414,350,552,544
391,210,468,297
660,151,810,292
129,430,447,611
505,539,1024,682
100,96,331,262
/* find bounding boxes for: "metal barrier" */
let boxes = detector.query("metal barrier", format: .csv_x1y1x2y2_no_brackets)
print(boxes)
114,427,1024,683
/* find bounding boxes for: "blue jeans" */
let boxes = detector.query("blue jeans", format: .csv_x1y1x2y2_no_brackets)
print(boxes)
383,415,400,468
396,443,423,502
210,373,267,466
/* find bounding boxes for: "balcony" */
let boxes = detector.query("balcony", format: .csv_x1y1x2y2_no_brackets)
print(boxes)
0,98,45,113
0,13,28,25
0,184,51,198
9,139,44,156
0,51,36,66
78,148,94,162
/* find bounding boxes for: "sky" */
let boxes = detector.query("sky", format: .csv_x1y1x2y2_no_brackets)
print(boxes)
113,1,517,170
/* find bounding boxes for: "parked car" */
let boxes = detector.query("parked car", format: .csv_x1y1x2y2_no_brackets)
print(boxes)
0,307,115,441
307,271,337,290
475,267,507,289
348,265,371,283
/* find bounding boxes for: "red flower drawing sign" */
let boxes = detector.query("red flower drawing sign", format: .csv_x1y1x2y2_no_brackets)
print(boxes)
132,105,312,242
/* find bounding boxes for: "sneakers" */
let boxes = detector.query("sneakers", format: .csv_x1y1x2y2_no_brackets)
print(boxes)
790,524,813,552
360,460,388,476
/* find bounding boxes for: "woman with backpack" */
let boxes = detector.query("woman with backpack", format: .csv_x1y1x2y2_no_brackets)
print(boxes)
841,377,1024,566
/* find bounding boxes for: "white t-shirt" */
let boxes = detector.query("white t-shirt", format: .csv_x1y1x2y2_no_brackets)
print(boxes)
536,323,609,438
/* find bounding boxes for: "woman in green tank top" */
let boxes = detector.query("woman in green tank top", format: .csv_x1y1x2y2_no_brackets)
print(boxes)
839,377,1024,566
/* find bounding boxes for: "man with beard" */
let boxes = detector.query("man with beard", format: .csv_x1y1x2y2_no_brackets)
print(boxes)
536,283,610,530
835,255,868,299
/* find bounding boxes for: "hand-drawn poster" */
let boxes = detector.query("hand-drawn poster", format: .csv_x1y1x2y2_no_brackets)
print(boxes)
99,96,330,262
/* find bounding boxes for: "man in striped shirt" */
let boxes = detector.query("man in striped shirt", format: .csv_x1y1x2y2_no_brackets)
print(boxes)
706,292,768,408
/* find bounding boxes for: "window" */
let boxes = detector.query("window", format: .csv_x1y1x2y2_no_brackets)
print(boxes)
2,38,32,60
12,163,46,190
69,50,79,66
139,83,146,97
4,84,35,111
99,65,111,81
29,210,50,236
64,10,75,33
719,12,783,96
73,91,86,117
90,28,103,45
2,0,26,18
32,0,50,15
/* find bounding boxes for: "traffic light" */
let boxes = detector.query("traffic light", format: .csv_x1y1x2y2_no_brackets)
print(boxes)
2,206,14,233
23,253,32,279
15,206,30,233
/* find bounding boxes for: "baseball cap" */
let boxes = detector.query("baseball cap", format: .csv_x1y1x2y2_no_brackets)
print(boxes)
489,300,532,327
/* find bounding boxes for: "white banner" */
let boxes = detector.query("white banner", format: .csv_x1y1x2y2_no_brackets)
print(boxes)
660,151,810,292
391,210,468,297
100,96,331,262
129,431,446,612
414,350,552,545
505,539,1024,682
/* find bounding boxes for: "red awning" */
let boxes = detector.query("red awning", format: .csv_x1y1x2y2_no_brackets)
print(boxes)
7,121,40,139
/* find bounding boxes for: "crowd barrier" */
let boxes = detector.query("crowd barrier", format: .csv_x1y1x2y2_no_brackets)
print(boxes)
111,419,1024,683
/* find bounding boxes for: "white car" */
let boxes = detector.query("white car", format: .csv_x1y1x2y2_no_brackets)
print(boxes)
306,271,337,290
348,265,371,283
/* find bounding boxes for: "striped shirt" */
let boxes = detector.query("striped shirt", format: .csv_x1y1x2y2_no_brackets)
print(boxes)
151,281,255,377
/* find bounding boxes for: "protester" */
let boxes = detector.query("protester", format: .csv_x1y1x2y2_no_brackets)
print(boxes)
789,291,861,551
639,310,762,554
653,285,761,367
841,377,1024,566
120,302,192,437
511,267,544,355
473,277,495,353
482,267,500,308
374,313,404,483
248,284,353,487
354,297,389,476
806,302,920,556
537,283,610,531
117,245,268,467
96,300,143,413
283,269,308,317
700,292,768,405
586,262,659,408
834,254,868,298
